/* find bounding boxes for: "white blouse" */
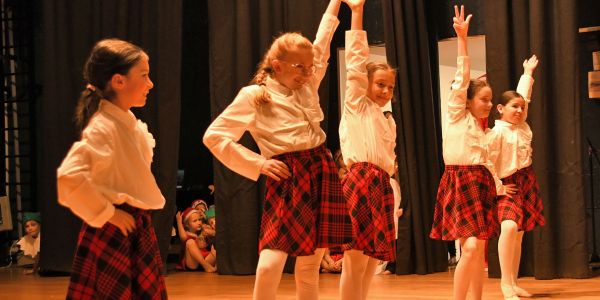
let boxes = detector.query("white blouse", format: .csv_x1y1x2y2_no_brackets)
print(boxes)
17,233,40,257
203,13,339,181
442,56,504,195
339,30,396,175
57,100,165,228
488,74,535,179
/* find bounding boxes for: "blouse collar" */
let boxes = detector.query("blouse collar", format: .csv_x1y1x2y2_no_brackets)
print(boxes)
99,100,138,130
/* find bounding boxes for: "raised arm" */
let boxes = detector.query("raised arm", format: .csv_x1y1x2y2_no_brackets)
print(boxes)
453,5,471,57
343,0,368,113
313,0,342,84
447,5,472,123
516,54,538,122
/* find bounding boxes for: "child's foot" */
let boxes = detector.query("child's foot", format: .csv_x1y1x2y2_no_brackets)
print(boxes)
501,283,520,300
512,285,532,297
203,265,217,273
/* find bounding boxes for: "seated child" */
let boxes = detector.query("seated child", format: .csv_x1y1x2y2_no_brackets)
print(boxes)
175,207,216,272
17,212,41,274
321,248,343,273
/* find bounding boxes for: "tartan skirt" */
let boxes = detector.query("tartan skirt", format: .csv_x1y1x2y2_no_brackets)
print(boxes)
430,165,498,241
498,165,545,231
342,162,396,262
260,144,353,256
67,204,167,300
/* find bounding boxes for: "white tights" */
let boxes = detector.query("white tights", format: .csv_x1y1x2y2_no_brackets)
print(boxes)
498,220,525,286
252,248,326,300
339,249,379,300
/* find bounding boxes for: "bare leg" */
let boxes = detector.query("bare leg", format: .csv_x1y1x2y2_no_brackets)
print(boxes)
253,249,288,300
295,248,326,300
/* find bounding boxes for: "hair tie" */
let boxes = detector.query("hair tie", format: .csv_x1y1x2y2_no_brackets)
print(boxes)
86,84,96,92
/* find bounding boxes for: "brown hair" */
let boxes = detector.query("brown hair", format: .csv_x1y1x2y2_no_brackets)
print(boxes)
75,38,148,131
466,79,491,100
366,61,396,80
250,32,313,104
498,90,523,106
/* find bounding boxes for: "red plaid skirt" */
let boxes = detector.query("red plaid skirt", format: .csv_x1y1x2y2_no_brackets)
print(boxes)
260,144,353,256
498,165,545,231
67,205,167,300
430,165,498,240
342,162,396,261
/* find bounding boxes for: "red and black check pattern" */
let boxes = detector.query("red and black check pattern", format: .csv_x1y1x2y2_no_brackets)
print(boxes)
498,165,545,231
342,162,396,261
260,145,353,256
430,165,498,241
67,205,167,300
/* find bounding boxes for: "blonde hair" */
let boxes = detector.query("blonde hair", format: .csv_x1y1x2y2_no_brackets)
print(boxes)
250,32,313,105
366,62,396,80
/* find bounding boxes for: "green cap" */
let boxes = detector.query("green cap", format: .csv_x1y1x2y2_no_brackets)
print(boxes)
205,206,215,219
23,212,41,224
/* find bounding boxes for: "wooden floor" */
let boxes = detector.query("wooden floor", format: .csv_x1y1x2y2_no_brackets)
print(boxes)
1,266,599,299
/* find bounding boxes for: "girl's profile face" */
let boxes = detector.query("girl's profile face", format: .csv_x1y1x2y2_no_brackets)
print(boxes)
273,47,314,90
467,86,493,119
498,97,526,124
367,69,395,107
114,55,154,110
25,220,40,238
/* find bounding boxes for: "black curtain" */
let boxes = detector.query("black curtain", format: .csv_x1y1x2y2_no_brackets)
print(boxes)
37,0,181,273
207,0,337,275
381,0,448,274
484,1,589,279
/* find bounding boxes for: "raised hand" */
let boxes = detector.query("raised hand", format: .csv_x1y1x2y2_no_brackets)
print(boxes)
453,5,472,39
343,0,365,10
260,159,291,181
523,54,539,76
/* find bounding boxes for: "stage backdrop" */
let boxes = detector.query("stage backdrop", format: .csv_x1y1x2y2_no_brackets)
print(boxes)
381,0,449,274
36,0,181,273
483,0,589,279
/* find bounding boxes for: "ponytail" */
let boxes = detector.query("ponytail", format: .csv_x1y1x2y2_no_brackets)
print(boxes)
250,61,273,105
74,86,102,133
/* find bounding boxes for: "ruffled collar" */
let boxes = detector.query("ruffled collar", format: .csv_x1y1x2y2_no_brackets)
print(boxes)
99,100,138,130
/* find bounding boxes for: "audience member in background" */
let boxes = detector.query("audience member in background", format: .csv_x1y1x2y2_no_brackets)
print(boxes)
175,208,216,272
17,212,41,275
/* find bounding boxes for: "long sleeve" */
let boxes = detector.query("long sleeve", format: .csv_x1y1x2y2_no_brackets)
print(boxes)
344,30,369,114
203,87,267,181
516,74,534,122
57,127,116,228
312,13,340,85
447,56,470,123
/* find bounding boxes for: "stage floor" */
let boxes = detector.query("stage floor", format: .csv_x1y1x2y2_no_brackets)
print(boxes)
1,267,599,299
